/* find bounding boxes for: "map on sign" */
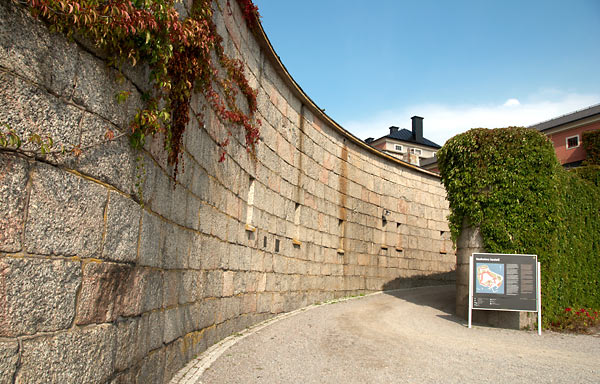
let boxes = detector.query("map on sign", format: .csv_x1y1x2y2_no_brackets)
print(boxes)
476,263,504,294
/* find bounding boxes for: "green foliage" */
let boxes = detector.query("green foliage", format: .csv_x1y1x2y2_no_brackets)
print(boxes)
582,129,600,165
571,165,600,187
438,127,600,325
22,0,261,175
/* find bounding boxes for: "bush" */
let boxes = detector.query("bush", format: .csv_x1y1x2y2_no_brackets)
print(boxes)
438,127,600,326
549,307,600,334
570,165,600,187
582,129,600,165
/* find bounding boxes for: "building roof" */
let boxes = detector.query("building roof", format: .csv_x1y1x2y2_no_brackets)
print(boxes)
420,155,438,167
529,103,600,132
378,128,442,149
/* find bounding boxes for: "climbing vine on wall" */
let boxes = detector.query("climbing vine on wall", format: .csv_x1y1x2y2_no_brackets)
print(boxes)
17,0,261,174
437,127,600,325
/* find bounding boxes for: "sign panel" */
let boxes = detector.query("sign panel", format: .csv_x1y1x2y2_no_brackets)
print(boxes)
472,253,537,311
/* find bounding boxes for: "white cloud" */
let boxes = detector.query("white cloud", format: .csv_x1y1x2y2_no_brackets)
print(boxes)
343,92,600,146
503,98,520,107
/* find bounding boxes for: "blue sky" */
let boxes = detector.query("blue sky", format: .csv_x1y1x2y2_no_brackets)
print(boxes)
252,0,600,145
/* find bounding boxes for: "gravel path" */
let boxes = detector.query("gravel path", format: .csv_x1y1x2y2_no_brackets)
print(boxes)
186,285,600,383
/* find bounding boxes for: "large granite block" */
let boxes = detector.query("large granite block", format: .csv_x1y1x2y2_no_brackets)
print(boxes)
139,210,164,268
0,1,77,97
0,258,81,337
76,263,157,324
17,324,116,384
0,341,19,384
0,154,28,252
0,72,82,155
75,115,136,194
25,163,107,258
102,191,141,263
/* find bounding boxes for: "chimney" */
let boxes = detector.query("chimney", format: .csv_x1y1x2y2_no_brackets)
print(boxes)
389,126,399,135
411,116,423,142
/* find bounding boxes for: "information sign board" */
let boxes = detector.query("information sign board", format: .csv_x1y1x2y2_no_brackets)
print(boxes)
471,253,538,311
468,252,542,335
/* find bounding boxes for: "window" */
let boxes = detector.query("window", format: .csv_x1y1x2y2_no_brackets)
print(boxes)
337,219,345,253
566,135,579,149
245,176,256,231
394,144,403,152
410,148,422,156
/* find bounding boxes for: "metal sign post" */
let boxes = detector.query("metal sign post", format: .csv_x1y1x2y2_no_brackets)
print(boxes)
468,253,542,335
537,261,542,336
468,255,473,329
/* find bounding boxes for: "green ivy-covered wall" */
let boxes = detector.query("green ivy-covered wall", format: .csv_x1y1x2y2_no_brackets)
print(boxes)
438,127,600,325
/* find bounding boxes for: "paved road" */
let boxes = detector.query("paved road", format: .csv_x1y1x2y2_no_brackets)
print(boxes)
177,285,600,383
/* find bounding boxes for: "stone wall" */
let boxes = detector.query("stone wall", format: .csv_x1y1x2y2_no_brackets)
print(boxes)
0,1,455,382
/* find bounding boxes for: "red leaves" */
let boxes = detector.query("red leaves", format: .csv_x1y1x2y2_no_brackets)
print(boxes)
105,128,115,141
25,0,262,172
236,0,260,30
553,307,600,333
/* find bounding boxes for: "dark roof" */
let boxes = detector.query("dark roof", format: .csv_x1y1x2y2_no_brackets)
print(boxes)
529,103,600,132
377,128,441,149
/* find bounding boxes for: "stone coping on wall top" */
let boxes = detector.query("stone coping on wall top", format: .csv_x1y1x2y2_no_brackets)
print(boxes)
252,17,440,179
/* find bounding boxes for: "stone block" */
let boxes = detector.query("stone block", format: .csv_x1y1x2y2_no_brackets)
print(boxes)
208,237,226,270
141,270,164,313
0,1,77,96
0,154,28,252
75,116,136,194
163,307,184,345
102,191,141,262
76,263,151,324
147,311,165,351
170,183,188,226
114,317,148,372
182,305,196,335
179,270,202,304
0,258,81,337
221,296,242,321
137,349,165,384
17,324,116,384
185,194,201,231
222,271,235,297
162,225,190,269
204,270,223,298
72,48,143,129
162,270,182,309
457,221,484,249
110,369,137,384
151,169,174,219
139,211,164,267
187,300,212,331
164,339,186,384
0,341,19,384
242,293,257,314
257,293,272,313
25,163,107,257
188,233,203,270
0,71,82,155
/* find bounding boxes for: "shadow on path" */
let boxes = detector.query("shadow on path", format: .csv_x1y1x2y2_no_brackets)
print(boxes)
381,272,462,324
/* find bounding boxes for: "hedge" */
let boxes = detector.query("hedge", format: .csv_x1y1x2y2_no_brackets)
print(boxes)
437,127,600,325
582,129,600,165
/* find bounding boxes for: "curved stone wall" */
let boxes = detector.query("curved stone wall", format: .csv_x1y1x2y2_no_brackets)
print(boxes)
0,1,454,382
